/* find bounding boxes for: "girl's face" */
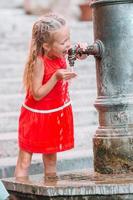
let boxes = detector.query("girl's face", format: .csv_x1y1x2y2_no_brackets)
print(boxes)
46,25,71,59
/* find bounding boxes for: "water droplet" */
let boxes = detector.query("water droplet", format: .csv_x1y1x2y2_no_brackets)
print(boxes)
60,112,64,117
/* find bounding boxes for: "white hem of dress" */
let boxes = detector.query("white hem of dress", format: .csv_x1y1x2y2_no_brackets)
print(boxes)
22,101,71,114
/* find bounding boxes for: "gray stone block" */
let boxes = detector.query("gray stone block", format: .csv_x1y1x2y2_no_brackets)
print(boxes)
2,170,133,199
0,125,96,158
0,150,93,178
0,107,98,133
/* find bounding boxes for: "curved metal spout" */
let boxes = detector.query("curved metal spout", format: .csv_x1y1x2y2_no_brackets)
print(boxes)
68,40,104,66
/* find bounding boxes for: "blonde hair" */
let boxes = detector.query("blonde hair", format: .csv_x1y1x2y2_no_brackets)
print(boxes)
23,13,66,92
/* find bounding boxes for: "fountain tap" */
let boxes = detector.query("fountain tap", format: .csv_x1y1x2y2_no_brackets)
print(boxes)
68,40,104,67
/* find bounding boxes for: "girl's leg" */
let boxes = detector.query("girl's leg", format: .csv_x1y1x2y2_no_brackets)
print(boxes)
42,153,57,177
14,149,32,177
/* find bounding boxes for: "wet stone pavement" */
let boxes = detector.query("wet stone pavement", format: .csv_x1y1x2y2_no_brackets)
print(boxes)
2,170,133,199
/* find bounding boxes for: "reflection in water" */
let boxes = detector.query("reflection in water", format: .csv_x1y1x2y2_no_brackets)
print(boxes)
15,176,32,185
8,193,20,200
44,174,59,186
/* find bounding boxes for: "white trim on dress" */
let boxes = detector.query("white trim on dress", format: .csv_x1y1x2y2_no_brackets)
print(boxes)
22,101,71,114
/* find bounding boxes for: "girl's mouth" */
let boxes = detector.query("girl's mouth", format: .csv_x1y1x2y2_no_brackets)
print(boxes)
63,50,68,55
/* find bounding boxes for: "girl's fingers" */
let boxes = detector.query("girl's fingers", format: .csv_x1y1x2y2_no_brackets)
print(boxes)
64,73,77,80
77,42,88,51
65,72,77,76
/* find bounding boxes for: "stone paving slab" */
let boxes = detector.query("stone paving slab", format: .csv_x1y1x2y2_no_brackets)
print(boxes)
0,125,96,158
2,170,133,199
0,108,98,133
0,72,96,94
0,150,93,178
0,60,95,79
0,89,96,112
0,0,23,8
0,63,96,81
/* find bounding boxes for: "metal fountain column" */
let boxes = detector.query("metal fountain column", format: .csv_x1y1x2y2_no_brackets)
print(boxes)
68,0,133,174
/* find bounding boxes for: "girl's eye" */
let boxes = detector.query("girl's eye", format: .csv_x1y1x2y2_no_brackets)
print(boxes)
60,37,70,45
60,42,65,45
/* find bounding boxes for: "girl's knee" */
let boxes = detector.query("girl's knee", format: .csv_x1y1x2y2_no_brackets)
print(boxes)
43,153,57,165
18,150,32,170
43,153,57,175
44,153,56,160
20,157,31,170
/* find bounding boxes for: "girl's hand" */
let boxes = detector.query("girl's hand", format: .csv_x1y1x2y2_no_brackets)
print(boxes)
76,42,88,60
54,69,77,81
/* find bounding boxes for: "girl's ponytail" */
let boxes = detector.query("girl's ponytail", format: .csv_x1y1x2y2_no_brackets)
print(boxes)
23,42,37,93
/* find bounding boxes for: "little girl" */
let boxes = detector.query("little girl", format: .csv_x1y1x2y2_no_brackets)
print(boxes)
14,12,85,178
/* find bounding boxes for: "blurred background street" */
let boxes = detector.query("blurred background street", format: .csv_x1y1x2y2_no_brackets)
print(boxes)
0,0,98,178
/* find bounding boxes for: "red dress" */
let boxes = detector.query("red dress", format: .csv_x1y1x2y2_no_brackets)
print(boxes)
18,56,74,154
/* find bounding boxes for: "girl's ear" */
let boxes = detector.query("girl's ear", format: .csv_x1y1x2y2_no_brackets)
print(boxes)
43,43,50,52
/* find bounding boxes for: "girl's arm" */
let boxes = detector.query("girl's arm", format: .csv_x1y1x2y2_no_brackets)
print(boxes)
32,57,57,101
32,57,76,101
